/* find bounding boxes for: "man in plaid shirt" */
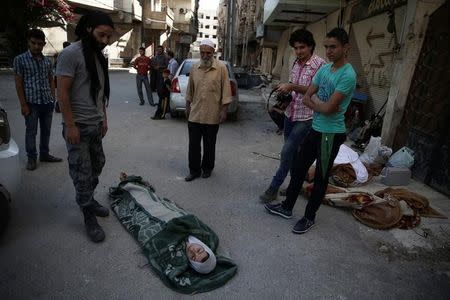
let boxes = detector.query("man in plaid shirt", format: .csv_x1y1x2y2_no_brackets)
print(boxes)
13,29,62,171
260,29,325,202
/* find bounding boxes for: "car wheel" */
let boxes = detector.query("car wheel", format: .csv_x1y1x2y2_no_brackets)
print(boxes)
0,184,11,236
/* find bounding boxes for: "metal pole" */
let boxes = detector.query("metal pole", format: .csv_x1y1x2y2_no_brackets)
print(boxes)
229,0,235,65
141,0,146,47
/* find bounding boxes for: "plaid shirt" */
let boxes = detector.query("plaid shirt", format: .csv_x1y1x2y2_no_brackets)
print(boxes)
13,51,54,105
285,54,325,121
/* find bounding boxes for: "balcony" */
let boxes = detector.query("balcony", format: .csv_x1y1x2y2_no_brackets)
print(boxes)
145,6,174,30
263,0,341,27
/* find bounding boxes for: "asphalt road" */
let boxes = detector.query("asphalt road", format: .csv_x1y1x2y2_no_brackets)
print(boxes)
0,71,449,299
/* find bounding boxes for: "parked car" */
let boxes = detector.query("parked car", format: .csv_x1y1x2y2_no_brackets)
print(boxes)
169,59,239,121
0,104,19,235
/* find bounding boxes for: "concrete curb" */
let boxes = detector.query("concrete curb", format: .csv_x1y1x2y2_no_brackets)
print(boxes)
0,68,14,74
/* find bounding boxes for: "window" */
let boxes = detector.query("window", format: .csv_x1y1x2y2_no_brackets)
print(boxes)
214,16,218,20
206,16,210,19
199,13,204,18
200,23,203,28
213,35,217,39
213,26,217,29
198,32,203,37
205,25,210,29
205,34,209,38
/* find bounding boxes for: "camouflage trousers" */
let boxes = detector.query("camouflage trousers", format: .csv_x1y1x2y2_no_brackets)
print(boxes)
63,123,105,208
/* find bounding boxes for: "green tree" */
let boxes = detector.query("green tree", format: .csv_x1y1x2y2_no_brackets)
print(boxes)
1,0,73,63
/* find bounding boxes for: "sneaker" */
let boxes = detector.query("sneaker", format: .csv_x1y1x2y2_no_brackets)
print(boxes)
40,154,63,163
264,203,292,219
82,207,105,243
259,186,278,203
91,199,109,217
292,217,315,234
279,188,287,197
139,100,145,105
26,158,37,171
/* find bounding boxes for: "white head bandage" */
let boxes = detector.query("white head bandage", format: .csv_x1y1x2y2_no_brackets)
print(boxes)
187,236,217,274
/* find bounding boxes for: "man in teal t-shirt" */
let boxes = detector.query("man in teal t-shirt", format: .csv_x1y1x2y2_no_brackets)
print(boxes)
265,28,356,234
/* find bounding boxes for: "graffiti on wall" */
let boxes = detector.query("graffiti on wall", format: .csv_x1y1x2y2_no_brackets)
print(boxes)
360,27,397,88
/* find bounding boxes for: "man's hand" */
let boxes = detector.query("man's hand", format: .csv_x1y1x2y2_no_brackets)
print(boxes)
277,83,293,94
101,121,108,138
65,124,80,145
302,94,313,109
21,103,30,116
219,109,227,123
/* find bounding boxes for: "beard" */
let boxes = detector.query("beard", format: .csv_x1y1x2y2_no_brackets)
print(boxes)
200,57,213,68
86,33,106,50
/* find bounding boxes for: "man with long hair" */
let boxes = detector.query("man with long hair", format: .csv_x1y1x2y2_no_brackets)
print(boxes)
265,28,356,234
56,11,114,242
13,29,63,171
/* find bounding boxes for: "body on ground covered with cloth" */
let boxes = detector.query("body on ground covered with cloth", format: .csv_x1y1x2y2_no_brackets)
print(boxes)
109,174,237,294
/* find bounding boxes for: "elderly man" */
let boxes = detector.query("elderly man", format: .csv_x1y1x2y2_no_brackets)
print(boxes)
184,39,231,181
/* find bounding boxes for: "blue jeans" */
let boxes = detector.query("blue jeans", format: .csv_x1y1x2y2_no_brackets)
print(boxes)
24,103,54,159
136,74,154,104
270,117,312,189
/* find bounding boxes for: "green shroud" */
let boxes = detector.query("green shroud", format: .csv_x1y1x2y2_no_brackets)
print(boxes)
109,176,237,294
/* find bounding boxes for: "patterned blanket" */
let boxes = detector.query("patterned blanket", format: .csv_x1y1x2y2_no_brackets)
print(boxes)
109,176,237,294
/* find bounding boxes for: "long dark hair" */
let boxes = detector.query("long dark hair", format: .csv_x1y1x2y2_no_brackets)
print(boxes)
75,11,114,104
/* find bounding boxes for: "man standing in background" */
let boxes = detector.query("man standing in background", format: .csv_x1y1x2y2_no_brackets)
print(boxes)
150,45,169,92
184,39,231,182
167,50,179,80
13,28,62,171
133,47,154,106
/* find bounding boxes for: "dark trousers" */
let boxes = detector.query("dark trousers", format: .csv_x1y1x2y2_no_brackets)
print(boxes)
136,74,154,104
282,129,346,221
24,103,54,159
63,123,105,208
154,93,169,119
188,121,220,175
270,118,312,189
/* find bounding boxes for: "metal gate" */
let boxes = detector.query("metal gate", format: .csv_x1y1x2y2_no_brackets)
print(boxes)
394,1,450,196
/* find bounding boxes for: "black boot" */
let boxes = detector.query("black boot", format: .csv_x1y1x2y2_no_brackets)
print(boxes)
82,207,105,243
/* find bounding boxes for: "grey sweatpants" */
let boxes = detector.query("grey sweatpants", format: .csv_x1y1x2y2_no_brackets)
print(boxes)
63,123,105,208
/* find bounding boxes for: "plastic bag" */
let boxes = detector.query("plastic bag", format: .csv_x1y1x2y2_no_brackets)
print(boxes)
374,146,393,165
387,147,415,169
359,136,381,164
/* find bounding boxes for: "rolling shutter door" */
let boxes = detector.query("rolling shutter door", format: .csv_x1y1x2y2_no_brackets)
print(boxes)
347,5,406,118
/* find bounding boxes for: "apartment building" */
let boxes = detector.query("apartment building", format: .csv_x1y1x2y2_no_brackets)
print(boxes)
191,8,219,57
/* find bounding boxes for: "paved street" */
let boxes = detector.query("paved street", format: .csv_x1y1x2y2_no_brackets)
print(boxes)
0,71,449,299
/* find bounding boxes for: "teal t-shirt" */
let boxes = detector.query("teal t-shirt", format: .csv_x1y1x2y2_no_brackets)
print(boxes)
311,63,356,133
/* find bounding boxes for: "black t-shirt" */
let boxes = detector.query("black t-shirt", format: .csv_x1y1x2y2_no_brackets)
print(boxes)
158,78,172,97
